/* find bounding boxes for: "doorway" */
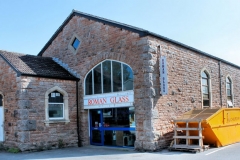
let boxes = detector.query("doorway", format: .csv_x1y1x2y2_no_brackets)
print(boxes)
90,107,136,147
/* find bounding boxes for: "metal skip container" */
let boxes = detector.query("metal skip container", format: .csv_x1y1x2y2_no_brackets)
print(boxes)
170,108,240,151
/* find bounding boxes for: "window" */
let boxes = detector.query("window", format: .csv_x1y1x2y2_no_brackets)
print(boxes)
201,71,210,107
72,38,80,50
48,91,64,119
85,60,133,95
226,77,233,107
45,86,69,125
68,33,81,54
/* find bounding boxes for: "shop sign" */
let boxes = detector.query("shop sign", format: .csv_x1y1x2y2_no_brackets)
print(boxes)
160,56,168,95
84,90,134,109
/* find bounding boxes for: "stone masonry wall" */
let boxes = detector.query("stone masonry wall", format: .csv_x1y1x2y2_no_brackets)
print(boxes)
6,75,78,151
40,15,240,151
41,15,157,150
0,58,18,149
147,36,240,149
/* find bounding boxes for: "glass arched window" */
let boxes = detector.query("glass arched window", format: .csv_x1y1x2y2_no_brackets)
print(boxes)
48,91,64,119
85,60,133,95
226,77,233,107
202,71,210,107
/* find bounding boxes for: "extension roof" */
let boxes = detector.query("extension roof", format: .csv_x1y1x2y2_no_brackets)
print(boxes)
0,50,78,80
38,10,240,69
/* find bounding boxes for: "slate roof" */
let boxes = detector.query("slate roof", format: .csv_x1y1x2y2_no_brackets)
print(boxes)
38,10,240,69
0,50,78,80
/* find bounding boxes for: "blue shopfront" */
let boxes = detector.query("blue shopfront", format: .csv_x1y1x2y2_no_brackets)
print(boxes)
84,60,135,147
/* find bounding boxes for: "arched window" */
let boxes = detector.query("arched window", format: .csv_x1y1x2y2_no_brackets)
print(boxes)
45,86,69,125
85,60,133,95
226,77,233,107
201,71,210,107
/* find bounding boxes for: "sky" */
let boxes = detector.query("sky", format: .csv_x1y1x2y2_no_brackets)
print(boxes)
1,0,240,65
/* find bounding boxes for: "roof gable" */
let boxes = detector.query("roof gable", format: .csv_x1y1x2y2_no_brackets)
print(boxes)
0,50,78,80
38,10,240,69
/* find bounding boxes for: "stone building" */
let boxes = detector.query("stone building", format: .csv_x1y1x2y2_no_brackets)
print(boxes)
0,52,79,151
0,10,239,151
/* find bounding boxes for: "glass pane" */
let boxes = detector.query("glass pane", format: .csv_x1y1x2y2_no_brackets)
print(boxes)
94,64,102,94
103,61,112,93
201,71,208,78
227,96,232,101
202,79,208,86
103,107,133,128
203,100,209,107
227,83,231,89
92,130,101,143
202,86,208,94
104,130,135,147
72,38,80,50
123,64,133,91
129,107,135,127
123,131,135,147
48,91,63,103
203,94,209,99
0,95,2,106
85,71,93,95
91,110,101,128
49,104,63,118
112,61,122,92
226,78,231,83
227,89,231,96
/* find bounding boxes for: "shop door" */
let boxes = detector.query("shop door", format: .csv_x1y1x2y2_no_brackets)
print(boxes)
90,109,103,145
0,106,3,141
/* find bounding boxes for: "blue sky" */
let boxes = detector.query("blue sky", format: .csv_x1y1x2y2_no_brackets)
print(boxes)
1,0,240,65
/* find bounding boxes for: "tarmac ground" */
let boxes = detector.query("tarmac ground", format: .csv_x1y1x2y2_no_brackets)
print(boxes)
1,144,240,160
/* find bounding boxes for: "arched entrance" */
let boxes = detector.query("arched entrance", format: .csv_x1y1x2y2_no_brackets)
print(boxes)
84,60,135,147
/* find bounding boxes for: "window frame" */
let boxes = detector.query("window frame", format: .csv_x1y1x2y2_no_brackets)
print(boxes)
44,86,69,126
201,70,212,108
226,76,234,108
84,59,134,95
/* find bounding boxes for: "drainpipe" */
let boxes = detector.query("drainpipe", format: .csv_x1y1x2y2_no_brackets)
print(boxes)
76,79,81,147
219,61,223,107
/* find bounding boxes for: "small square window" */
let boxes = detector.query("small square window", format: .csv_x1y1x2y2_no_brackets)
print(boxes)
72,38,80,50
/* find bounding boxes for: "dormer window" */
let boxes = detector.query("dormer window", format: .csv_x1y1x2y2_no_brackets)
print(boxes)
72,38,80,50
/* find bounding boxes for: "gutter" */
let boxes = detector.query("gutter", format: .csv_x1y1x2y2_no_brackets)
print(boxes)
76,79,81,147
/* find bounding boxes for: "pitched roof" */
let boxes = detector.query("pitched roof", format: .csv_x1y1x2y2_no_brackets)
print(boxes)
38,10,240,69
0,50,78,80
